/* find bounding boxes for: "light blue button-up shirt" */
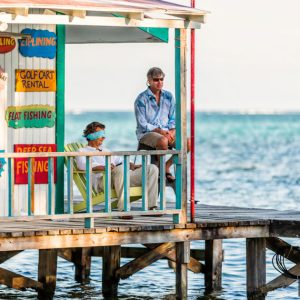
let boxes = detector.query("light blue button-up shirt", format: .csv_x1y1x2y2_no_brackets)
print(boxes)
134,88,176,140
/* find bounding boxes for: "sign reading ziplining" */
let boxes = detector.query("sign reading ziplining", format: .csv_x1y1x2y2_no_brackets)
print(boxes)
15,69,56,92
14,144,57,184
19,29,57,59
0,37,16,53
5,105,56,128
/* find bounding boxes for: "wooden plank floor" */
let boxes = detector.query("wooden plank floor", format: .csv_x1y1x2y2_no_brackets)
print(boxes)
0,203,298,233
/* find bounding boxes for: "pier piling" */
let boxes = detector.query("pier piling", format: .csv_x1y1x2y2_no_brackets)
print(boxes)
38,249,58,300
176,241,190,299
102,245,121,299
204,239,223,293
246,238,266,300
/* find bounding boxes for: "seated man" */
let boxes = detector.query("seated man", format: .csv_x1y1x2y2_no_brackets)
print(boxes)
134,67,190,182
76,122,159,217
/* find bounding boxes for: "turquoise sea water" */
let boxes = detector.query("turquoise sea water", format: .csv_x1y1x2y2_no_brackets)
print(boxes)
2,112,300,299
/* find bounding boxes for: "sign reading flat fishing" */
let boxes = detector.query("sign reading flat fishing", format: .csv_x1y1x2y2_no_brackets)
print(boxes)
14,144,57,184
15,69,56,92
5,105,56,128
0,37,16,53
0,150,6,177
19,29,57,59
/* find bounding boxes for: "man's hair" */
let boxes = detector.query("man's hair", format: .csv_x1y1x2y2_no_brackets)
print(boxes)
147,67,165,79
83,121,105,140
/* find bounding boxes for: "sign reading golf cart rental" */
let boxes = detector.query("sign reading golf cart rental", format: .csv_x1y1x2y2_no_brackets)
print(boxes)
0,37,16,53
15,69,56,92
5,105,56,128
19,29,57,59
14,144,57,184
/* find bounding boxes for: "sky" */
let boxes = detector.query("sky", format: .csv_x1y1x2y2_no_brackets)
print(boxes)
65,0,300,112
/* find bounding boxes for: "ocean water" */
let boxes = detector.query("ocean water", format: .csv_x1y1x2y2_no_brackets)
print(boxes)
2,112,300,299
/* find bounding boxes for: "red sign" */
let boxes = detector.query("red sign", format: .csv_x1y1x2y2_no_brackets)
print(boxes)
14,144,57,184
0,37,16,53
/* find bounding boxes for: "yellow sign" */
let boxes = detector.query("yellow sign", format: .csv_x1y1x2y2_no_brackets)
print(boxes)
15,69,56,92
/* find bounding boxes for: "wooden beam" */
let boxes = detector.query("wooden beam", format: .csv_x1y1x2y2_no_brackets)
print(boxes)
205,239,223,292
0,250,22,264
0,267,42,290
116,242,175,279
116,12,144,21
266,237,300,263
167,13,206,24
0,14,201,29
246,238,266,300
0,8,28,17
0,226,270,252
260,263,300,294
38,249,58,300
176,242,190,300
102,246,120,298
58,248,73,262
145,243,205,273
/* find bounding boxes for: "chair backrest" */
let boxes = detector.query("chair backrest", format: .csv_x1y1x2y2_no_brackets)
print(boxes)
64,142,99,199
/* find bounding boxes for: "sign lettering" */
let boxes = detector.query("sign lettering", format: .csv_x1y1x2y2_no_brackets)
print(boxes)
16,69,56,92
19,29,57,59
5,105,56,128
14,144,57,184
0,37,16,53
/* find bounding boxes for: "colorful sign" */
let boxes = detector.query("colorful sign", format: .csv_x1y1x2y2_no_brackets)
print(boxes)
19,29,57,59
14,144,57,184
0,150,6,177
0,37,16,53
15,69,56,92
5,105,56,128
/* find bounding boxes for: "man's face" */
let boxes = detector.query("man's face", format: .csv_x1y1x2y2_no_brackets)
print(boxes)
94,127,106,146
149,75,164,92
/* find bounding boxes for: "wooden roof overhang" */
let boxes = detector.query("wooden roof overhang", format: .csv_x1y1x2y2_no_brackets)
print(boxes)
0,0,207,30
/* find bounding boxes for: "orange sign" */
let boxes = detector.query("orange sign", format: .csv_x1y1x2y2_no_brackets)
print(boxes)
0,37,16,53
15,69,56,92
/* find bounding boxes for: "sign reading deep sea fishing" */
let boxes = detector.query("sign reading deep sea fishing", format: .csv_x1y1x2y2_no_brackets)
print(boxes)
0,150,6,177
19,29,57,59
14,144,57,184
0,37,16,53
15,69,56,92
5,105,56,128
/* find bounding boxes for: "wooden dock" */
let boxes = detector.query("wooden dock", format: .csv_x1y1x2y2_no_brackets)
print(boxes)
0,204,299,299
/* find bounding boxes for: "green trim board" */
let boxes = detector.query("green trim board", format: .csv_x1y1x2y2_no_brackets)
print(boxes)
55,24,65,214
113,13,168,43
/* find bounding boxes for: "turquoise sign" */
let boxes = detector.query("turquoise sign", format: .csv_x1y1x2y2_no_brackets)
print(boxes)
19,29,57,59
0,150,6,177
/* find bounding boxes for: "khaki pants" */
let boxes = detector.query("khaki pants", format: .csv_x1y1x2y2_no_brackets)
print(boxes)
110,164,158,211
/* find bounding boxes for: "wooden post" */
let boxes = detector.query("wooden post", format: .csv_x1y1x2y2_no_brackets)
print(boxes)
246,238,266,300
205,239,223,293
176,242,190,300
38,249,58,300
73,247,91,284
102,246,121,299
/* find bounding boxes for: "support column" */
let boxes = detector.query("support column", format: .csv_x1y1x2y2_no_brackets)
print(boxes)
246,238,266,300
102,246,121,299
73,247,91,284
38,249,58,300
176,242,190,300
205,239,223,293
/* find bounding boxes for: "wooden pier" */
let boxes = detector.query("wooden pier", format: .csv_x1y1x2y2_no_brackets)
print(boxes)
0,204,300,299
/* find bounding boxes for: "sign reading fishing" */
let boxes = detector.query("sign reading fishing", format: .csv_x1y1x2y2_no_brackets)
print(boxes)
14,144,57,184
19,29,57,59
5,105,56,128
15,69,56,92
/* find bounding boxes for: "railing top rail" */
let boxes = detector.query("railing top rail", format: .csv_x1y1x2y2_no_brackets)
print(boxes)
0,150,181,159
